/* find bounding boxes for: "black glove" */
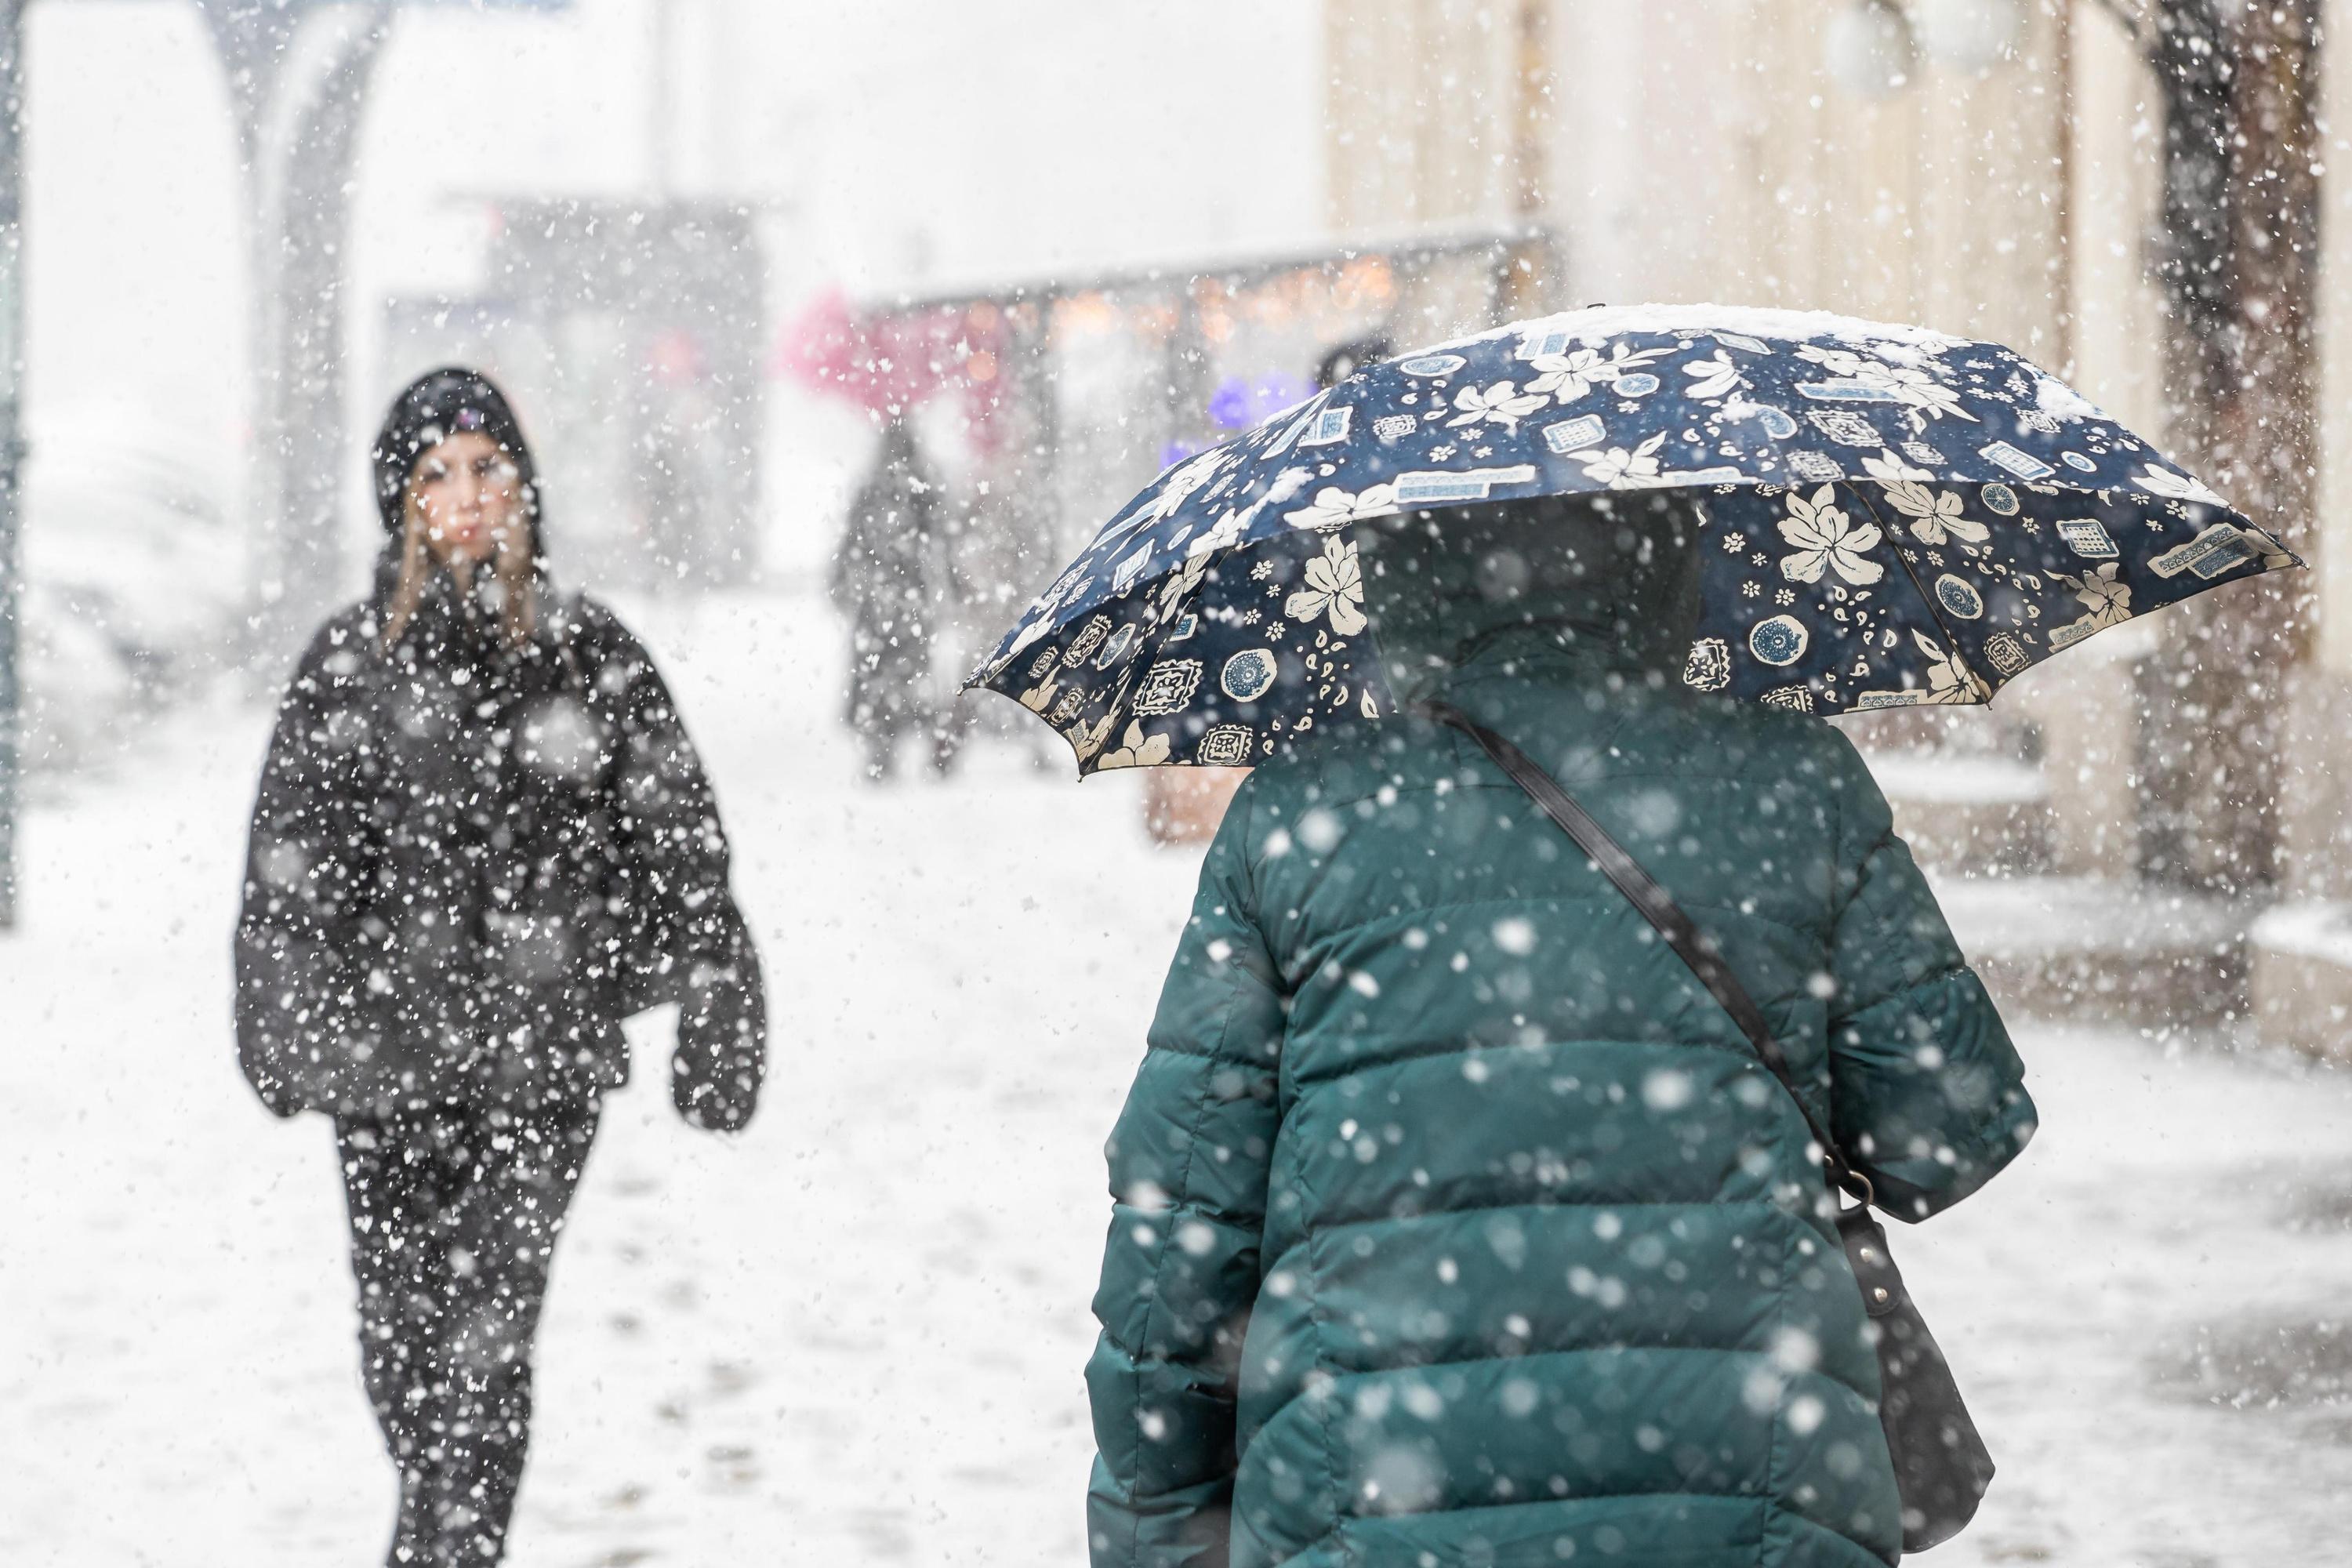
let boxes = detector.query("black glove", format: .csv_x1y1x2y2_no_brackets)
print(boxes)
670,962,764,1131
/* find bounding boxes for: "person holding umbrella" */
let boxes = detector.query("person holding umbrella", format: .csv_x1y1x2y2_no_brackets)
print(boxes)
971,308,2296,1566
233,367,766,1567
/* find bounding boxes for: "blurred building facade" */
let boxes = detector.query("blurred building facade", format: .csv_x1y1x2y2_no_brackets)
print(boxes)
1322,0,2352,1051
383,199,768,593
796,231,1537,789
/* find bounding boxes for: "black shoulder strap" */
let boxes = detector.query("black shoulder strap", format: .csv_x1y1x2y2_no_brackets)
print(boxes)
1421,700,1870,1206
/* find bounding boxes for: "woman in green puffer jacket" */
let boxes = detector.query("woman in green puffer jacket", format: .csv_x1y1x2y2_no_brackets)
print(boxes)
1085,493,2036,1568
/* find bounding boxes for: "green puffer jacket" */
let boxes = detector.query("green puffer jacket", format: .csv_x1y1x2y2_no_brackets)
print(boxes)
1085,501,2036,1568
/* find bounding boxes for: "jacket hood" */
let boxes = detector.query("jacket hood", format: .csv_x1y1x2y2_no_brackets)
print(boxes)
1356,491,1705,706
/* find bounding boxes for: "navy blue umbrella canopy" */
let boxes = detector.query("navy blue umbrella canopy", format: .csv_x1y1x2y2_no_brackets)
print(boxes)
969,305,2297,775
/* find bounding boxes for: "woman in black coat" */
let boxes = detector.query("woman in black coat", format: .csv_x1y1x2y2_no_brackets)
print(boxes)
234,367,766,1567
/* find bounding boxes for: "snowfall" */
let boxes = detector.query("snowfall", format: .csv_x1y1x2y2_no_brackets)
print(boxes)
5,586,2352,1567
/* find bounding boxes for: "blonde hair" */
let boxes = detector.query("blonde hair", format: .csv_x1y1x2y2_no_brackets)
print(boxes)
382,474,539,652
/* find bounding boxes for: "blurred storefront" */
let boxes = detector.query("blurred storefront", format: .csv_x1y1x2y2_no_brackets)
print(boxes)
786,227,1543,815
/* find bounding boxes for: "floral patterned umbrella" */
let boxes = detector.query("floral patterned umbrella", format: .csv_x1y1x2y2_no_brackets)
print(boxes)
967,305,2298,775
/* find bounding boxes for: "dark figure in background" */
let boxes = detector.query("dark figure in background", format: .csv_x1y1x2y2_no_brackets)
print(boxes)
234,368,767,1567
829,418,967,779
1314,333,1394,390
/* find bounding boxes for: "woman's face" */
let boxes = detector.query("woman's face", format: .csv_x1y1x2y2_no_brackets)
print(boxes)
408,430,522,567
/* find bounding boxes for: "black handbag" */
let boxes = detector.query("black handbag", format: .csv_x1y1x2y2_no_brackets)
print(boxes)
1424,701,1994,1555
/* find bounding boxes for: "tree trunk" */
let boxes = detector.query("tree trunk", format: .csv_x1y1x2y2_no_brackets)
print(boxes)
2140,0,2321,895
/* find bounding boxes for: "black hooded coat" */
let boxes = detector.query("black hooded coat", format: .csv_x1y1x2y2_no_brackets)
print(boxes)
828,418,957,760
234,376,764,1127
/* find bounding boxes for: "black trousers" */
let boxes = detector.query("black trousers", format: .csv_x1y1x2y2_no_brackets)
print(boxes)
334,1098,599,1567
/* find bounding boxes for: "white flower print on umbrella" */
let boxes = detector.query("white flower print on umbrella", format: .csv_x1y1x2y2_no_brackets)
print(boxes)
2058,561,2132,629
1793,343,1875,379
1108,446,1232,542
1681,349,1745,401
2131,463,2230,507
1154,553,1214,622
1185,503,1254,560
1067,710,1120,764
1795,343,1973,427
1180,469,1312,559
1880,369,1972,426
1285,535,1368,636
1283,481,1399,532
1881,481,1987,546
1094,720,1172,771
1581,432,1668,488
1860,448,1933,487
1914,630,1991,702
1524,343,1668,404
1777,485,1885,585
1446,379,1546,432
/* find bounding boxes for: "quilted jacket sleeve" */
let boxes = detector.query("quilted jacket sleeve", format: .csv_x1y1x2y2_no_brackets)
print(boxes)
590,605,768,1132
1822,731,2038,1221
233,619,375,1118
1086,778,1287,1568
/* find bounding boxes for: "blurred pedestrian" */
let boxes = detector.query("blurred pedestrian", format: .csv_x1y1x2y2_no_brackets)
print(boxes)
234,366,767,1567
1313,332,1393,390
829,417,967,779
1083,494,2037,1566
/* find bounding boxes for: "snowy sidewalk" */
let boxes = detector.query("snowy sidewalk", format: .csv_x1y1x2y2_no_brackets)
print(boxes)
5,587,2350,1566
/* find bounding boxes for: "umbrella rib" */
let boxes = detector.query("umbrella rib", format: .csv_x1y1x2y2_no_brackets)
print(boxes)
1838,481,1992,706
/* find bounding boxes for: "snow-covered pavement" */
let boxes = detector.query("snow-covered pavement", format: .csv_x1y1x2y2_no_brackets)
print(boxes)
5,586,2351,1566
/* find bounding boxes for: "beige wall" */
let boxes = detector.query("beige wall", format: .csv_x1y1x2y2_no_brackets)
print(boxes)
1556,1,2074,350
1323,0,1520,232
2063,2,2166,436
2321,0,2352,671
1324,2,2146,375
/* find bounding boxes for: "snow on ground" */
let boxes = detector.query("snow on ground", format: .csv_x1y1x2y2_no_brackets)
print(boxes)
5,585,2352,1566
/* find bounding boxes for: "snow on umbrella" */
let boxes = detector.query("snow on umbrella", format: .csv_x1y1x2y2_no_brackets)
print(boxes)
967,304,2299,775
